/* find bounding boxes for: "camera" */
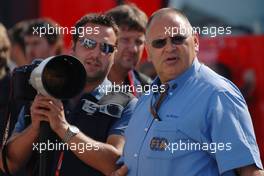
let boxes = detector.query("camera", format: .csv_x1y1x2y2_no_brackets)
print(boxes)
12,55,86,101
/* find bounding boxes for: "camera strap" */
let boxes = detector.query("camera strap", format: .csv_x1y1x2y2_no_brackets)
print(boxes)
2,143,12,175
55,151,64,176
0,71,13,175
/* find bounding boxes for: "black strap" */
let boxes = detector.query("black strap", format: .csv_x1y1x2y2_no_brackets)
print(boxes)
0,71,12,145
0,70,31,176
2,144,12,175
0,71,13,175
133,70,152,88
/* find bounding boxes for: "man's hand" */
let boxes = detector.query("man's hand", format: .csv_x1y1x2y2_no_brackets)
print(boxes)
30,94,69,133
110,165,128,176
236,165,264,176
30,94,50,131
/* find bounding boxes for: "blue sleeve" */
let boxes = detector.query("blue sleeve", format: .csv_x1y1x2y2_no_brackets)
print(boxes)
108,98,138,136
116,155,125,166
13,106,27,133
207,90,263,174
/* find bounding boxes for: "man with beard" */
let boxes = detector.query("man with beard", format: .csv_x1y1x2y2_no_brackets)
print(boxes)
1,14,137,176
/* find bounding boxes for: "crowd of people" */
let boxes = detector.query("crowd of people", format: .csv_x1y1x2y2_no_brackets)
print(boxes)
0,4,263,176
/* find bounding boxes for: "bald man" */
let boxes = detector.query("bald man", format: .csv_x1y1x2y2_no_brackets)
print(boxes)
111,8,263,176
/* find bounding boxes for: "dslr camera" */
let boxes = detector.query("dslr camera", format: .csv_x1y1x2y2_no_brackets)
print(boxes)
12,55,86,101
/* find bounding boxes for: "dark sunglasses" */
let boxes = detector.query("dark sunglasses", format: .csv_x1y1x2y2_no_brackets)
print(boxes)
79,38,116,54
82,99,124,118
151,35,188,49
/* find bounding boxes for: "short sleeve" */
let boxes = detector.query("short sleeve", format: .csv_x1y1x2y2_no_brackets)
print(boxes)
13,106,27,133
108,98,138,136
207,90,263,174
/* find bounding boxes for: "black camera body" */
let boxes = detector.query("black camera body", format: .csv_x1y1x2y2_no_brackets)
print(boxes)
12,60,42,101
11,55,86,101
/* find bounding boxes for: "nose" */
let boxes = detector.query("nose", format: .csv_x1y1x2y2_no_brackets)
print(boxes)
128,42,138,54
164,38,176,53
88,44,101,58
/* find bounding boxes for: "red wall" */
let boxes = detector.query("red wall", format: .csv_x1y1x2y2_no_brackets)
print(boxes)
39,0,163,49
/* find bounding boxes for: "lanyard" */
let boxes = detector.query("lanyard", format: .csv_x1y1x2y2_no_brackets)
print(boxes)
127,71,137,96
55,152,64,176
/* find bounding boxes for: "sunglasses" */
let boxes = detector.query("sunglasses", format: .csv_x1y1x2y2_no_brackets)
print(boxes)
79,38,116,54
151,35,188,49
82,99,124,118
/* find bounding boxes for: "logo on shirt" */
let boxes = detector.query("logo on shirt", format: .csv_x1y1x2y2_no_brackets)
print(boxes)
150,137,169,151
166,114,179,118
82,99,98,115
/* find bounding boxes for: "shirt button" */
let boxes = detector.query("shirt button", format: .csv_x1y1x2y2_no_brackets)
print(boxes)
169,92,173,96
144,128,148,132
172,84,177,89
134,153,138,158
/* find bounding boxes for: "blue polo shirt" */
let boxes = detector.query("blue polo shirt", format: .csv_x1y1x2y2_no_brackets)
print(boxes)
122,58,263,176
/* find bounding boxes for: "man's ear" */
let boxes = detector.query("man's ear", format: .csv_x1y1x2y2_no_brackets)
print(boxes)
145,41,152,62
70,41,75,55
49,39,63,56
193,32,199,53
49,44,58,56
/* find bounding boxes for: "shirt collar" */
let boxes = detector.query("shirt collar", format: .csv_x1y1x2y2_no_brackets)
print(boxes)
152,58,201,91
91,78,112,100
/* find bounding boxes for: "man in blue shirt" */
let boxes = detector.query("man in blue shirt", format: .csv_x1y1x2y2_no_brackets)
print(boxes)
0,14,137,176
111,8,264,176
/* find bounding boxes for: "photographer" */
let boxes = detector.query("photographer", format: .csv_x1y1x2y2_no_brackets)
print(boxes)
1,19,65,154
2,14,137,176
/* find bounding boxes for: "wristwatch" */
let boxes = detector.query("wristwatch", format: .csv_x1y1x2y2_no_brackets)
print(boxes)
62,125,80,143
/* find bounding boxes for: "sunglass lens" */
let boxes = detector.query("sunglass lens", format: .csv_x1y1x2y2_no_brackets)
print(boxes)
100,43,115,54
82,38,97,49
107,104,120,115
151,39,166,48
171,36,186,45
